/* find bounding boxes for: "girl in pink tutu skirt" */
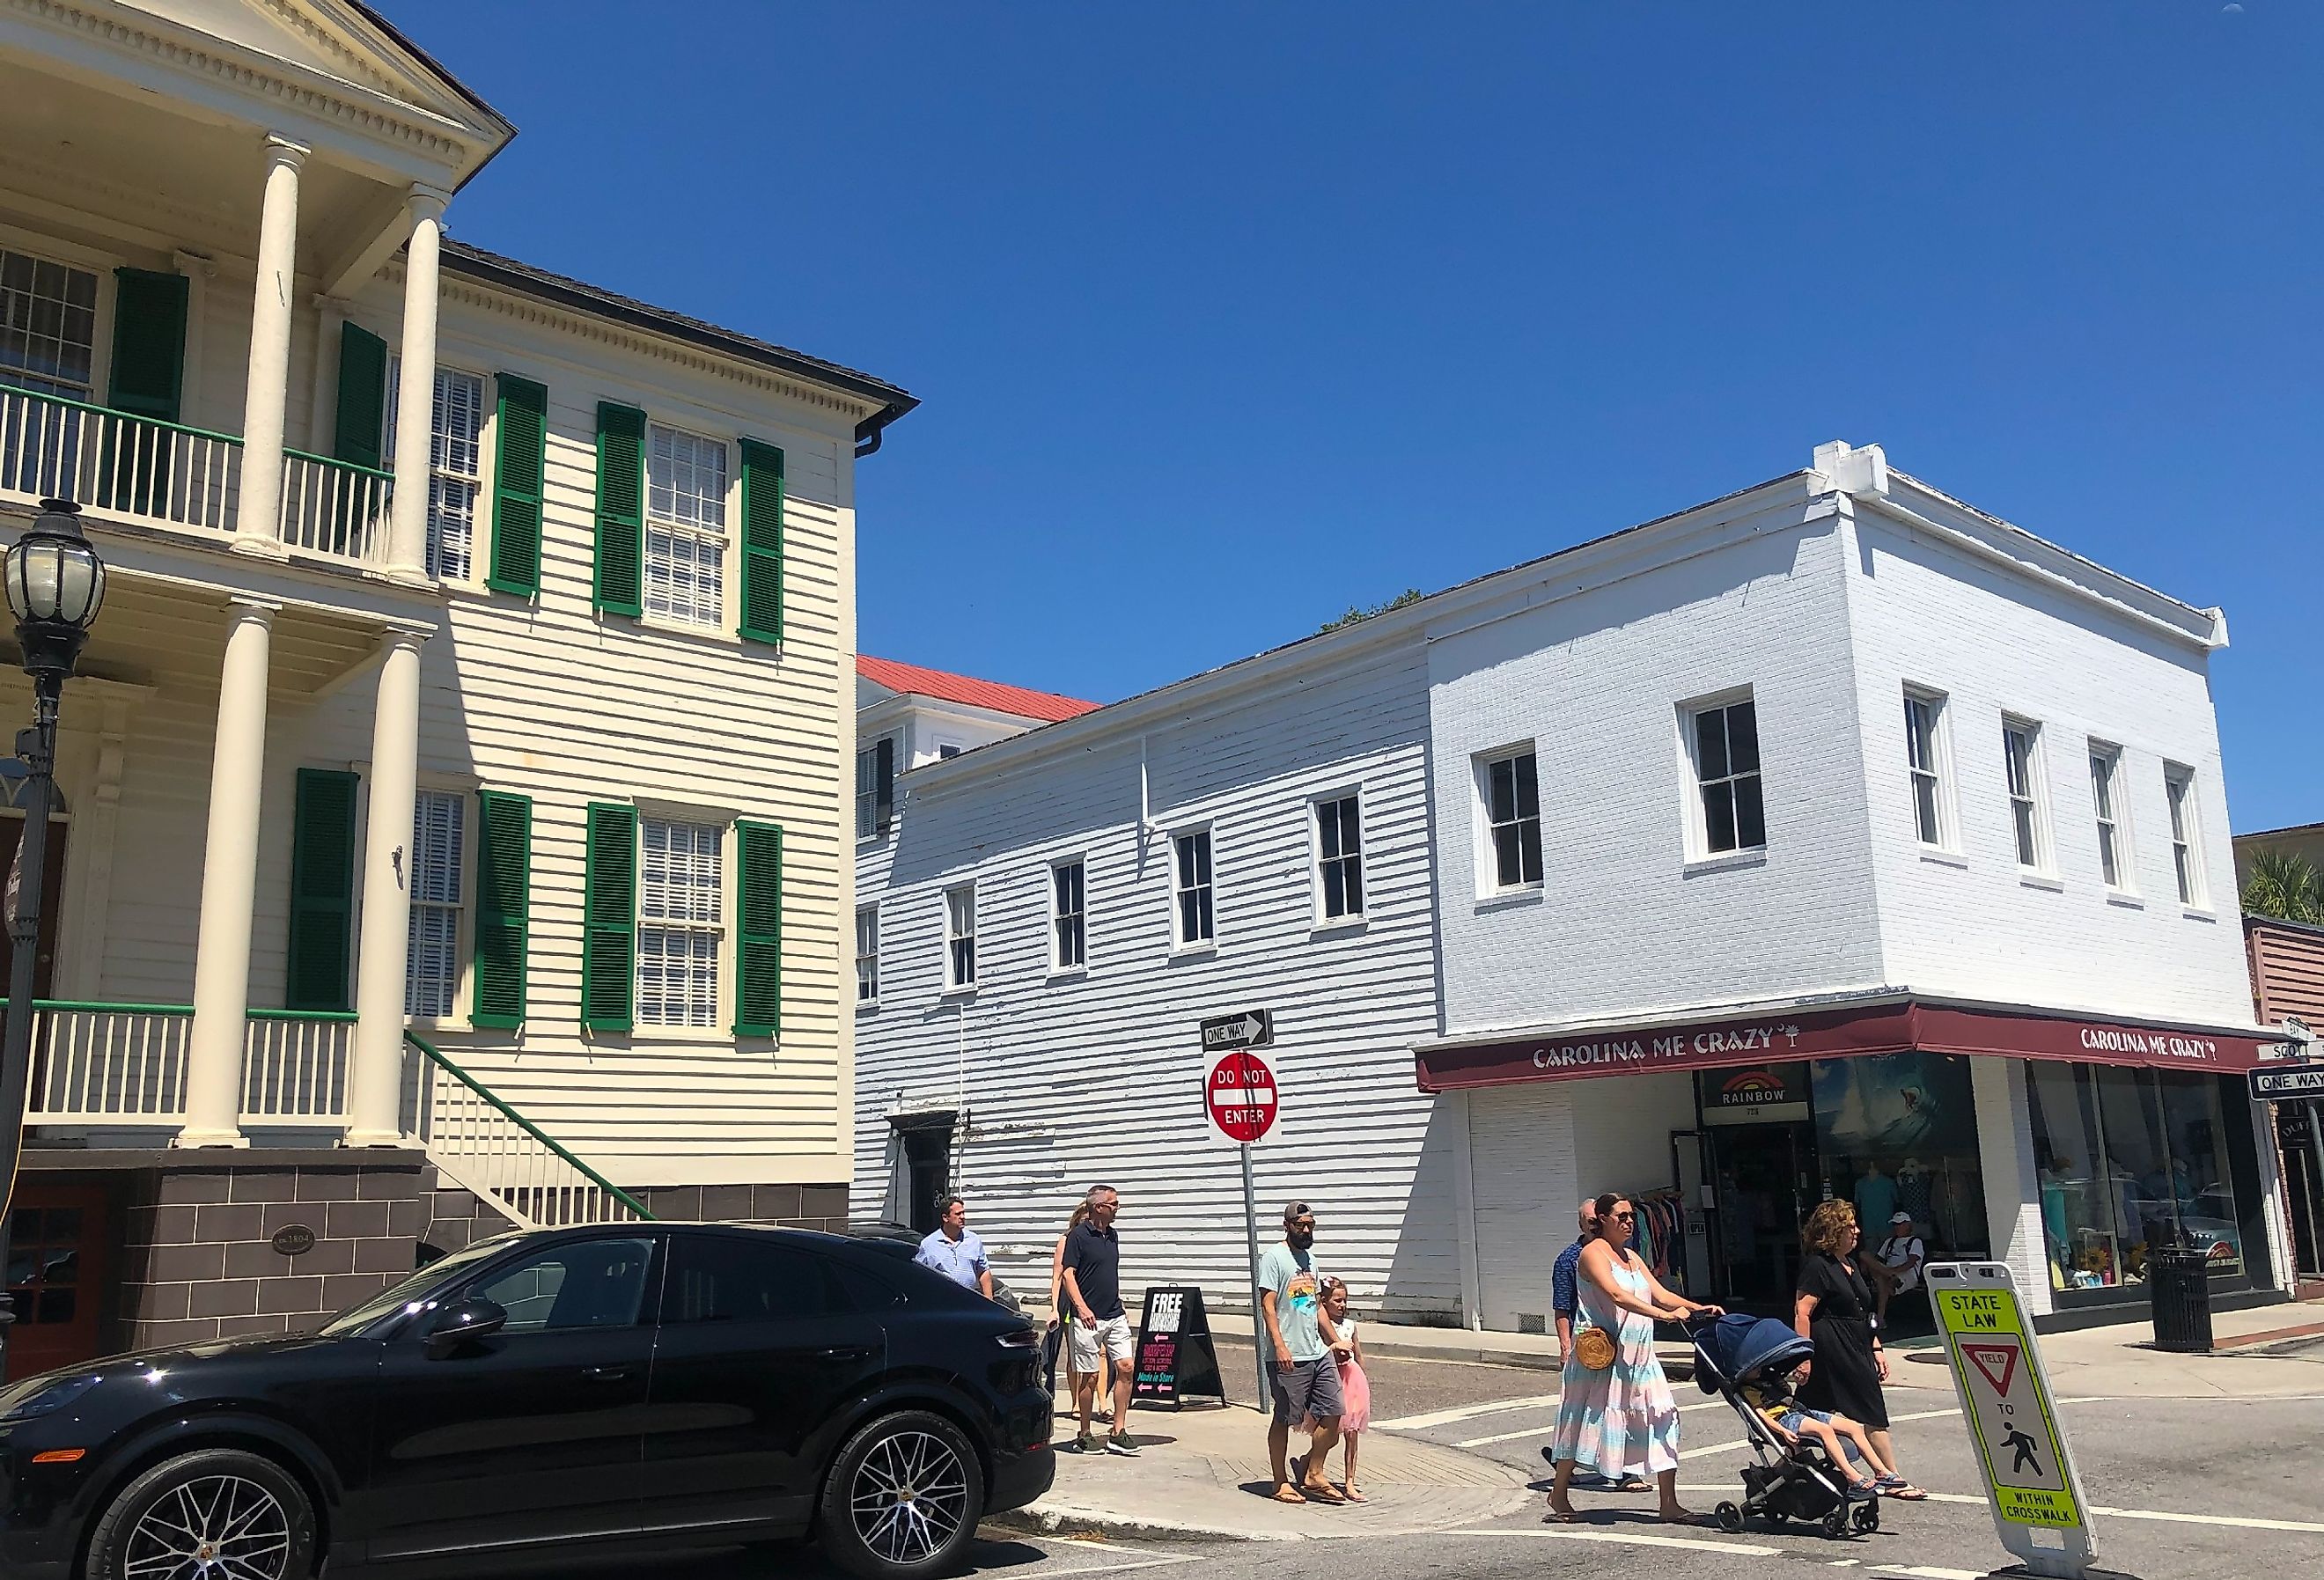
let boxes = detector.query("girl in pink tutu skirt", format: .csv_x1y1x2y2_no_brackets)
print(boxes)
1321,1278,1371,1501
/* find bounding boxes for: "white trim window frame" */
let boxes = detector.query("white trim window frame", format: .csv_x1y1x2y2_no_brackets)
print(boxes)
2164,762,2206,908
386,358,488,583
1903,686,1953,850
644,421,730,628
944,883,978,991
404,787,467,1018
1173,827,1215,951
637,816,724,1028
1050,856,1086,974
0,246,100,401
1682,693,1766,858
1475,746,1543,896
2001,717,2052,873
1313,791,1365,924
2089,740,2132,893
855,904,879,1007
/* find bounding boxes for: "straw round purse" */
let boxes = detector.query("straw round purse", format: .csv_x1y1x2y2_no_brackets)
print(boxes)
1573,1325,1617,1371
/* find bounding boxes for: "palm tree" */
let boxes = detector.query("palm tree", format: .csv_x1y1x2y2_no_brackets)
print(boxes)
2242,849,2324,925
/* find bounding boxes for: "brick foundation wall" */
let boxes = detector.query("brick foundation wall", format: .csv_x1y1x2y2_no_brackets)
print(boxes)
630,1181,850,1231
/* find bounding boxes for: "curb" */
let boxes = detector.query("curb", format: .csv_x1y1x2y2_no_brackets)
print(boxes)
987,1504,1302,1544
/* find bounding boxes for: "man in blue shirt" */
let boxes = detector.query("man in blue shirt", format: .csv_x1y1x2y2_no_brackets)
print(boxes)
1551,1199,1595,1357
915,1195,994,1297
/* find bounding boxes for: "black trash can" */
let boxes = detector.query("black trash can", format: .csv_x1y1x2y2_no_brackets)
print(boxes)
2149,1246,2215,1353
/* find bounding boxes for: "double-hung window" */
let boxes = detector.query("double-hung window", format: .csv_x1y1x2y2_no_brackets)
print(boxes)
1479,749,1543,893
645,423,728,626
1173,830,1214,948
2002,718,2049,871
0,249,97,400
1688,697,1765,856
405,789,467,1017
1314,794,1364,922
1903,688,1950,848
386,361,486,580
637,818,723,1027
855,905,879,1004
945,885,977,989
2165,764,2205,907
2089,742,2129,890
1052,859,1086,972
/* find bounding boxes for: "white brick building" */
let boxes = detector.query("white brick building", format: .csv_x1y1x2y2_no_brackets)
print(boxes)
853,443,2295,1330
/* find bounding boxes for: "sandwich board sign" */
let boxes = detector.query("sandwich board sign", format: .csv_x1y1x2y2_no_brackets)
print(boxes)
1926,1261,2097,1579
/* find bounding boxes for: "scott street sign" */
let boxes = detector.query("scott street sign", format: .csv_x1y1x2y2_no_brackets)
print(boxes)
1200,1009,1273,1051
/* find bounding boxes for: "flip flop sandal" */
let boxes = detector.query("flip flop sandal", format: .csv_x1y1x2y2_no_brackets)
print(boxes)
1542,1508,1583,1525
1876,1478,1931,1501
1614,1475,1651,1492
1303,1482,1348,1506
1272,1485,1308,1504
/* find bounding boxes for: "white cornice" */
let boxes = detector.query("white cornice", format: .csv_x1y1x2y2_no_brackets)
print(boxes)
255,0,404,99
6,0,490,172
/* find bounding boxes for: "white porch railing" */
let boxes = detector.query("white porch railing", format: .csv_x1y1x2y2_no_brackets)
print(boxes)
409,1032,652,1231
21,1003,351,1126
278,446,394,561
0,387,395,570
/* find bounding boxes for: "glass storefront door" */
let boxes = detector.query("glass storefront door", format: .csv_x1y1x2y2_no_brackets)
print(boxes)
2280,1100,2324,1282
1705,1120,1816,1313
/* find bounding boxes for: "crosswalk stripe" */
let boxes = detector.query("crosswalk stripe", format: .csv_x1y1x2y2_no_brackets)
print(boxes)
1452,1527,1782,1556
1454,1399,1729,1448
1372,1394,1563,1431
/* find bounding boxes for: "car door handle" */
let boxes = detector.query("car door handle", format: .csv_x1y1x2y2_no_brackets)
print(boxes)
579,1364,634,1383
819,1346,873,1362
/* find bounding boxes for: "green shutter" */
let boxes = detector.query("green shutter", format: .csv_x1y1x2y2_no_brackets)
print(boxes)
489,374,548,597
107,268,188,423
738,439,785,645
582,801,637,1031
734,821,783,1037
472,790,533,1028
335,321,389,469
593,401,646,616
287,768,359,1012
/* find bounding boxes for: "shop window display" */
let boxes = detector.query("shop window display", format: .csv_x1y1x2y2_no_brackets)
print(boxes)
1811,1054,1989,1278
2026,1063,2245,1292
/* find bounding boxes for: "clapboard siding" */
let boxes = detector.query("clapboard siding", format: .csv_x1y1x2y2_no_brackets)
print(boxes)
853,639,1463,1319
51,273,860,1190
2249,918,2324,1026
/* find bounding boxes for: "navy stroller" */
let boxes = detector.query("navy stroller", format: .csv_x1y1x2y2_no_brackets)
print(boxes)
1690,1313,1879,1539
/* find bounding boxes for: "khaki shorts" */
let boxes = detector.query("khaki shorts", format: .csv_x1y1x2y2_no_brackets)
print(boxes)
1068,1313,1135,1374
1270,1356,1345,1426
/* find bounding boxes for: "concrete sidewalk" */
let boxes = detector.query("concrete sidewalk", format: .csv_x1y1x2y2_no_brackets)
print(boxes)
1899,1297,2324,1399
993,1400,1534,1543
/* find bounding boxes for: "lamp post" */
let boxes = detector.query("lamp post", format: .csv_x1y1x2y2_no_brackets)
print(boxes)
0,499,105,1378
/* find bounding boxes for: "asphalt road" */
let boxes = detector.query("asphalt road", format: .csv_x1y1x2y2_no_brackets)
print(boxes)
533,1346,2324,1580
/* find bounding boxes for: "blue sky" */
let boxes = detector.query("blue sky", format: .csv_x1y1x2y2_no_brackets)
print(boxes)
396,2,2320,832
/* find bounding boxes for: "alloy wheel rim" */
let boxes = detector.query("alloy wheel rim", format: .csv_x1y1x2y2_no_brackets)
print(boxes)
123,1473,290,1580
849,1429,968,1564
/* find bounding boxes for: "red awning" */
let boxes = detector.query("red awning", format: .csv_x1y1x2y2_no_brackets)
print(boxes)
1412,996,2278,1093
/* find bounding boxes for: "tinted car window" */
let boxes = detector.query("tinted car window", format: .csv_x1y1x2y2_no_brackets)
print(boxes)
474,1237,655,1333
319,1232,520,1335
663,1235,843,1324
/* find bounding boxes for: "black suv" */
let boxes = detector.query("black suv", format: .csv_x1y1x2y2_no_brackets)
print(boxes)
0,1223,1054,1580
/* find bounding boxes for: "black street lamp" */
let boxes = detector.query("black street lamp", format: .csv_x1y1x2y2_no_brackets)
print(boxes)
0,499,105,1378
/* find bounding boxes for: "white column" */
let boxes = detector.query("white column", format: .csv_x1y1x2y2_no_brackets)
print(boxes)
345,628,426,1145
233,135,308,555
177,599,277,1147
386,187,449,581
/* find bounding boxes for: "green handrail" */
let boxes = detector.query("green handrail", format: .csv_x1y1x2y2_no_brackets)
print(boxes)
0,386,246,448
282,446,395,484
404,1028,654,1221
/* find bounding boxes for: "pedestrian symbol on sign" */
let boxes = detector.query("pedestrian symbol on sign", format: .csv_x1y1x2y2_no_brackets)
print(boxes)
2001,1425,2043,1477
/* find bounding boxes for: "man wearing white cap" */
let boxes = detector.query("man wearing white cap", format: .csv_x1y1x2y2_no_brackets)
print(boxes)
1870,1210,1925,1327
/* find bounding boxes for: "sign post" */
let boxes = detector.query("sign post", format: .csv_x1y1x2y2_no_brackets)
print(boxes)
1926,1261,2097,1579
1202,1010,1277,1411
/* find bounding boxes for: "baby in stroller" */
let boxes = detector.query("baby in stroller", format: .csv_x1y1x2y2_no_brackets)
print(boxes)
1691,1313,1884,1538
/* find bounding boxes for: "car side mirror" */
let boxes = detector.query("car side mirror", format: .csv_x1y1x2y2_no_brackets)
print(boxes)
424,1297,508,1359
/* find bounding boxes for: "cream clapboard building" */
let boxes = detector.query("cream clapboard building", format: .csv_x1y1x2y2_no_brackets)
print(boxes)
0,0,911,1378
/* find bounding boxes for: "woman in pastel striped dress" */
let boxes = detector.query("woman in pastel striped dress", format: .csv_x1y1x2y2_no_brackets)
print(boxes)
1546,1192,1722,1524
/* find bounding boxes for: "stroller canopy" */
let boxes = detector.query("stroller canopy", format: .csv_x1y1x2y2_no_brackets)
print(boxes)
1697,1313,1815,1392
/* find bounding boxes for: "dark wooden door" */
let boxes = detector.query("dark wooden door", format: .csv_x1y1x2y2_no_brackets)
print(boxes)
4,1181,107,1382
0,815,68,998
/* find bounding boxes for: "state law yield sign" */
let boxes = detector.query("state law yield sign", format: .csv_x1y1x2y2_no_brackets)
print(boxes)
1927,1260,2097,1579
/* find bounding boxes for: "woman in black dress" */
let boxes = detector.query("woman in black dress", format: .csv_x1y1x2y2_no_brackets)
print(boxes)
1794,1200,1928,1500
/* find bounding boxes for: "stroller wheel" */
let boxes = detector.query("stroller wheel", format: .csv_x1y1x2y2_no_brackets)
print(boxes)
1853,1499,1881,1534
1822,1505,1852,1540
1714,1502,1745,1534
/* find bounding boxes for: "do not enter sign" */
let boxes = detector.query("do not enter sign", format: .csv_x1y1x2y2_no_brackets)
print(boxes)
1207,1049,1278,1143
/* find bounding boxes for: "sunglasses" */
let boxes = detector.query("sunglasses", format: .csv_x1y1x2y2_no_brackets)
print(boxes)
1291,1219,1317,1231
1609,1210,1636,1221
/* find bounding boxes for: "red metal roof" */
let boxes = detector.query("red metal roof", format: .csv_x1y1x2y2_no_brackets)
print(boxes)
857,655,1100,724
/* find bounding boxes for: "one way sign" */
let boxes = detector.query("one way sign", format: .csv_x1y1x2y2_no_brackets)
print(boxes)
1200,1010,1273,1051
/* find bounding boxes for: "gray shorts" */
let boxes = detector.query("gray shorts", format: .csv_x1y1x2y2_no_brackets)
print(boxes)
1270,1356,1345,1426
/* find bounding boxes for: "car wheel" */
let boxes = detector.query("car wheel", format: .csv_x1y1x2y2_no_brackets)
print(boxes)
820,1409,986,1580
86,1447,318,1580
